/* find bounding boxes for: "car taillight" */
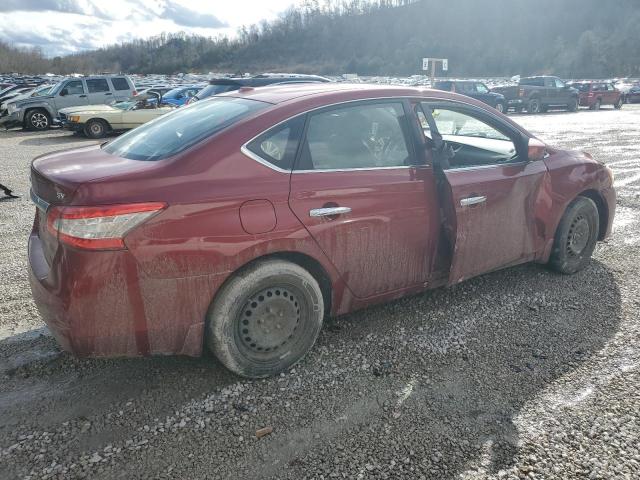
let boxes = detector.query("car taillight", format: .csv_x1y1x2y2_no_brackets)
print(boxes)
132,90,138,96
518,88,525,97
47,202,166,250
588,92,594,97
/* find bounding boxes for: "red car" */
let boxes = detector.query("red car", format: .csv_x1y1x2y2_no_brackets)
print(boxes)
569,81,624,110
29,84,615,378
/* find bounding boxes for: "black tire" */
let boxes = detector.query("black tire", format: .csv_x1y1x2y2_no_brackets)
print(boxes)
206,259,324,378
548,196,599,275
527,98,541,114
614,97,623,109
84,119,109,139
568,98,579,112
495,102,506,114
25,109,51,131
593,99,602,111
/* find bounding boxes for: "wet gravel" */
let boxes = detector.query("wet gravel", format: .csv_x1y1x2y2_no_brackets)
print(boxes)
1,107,639,479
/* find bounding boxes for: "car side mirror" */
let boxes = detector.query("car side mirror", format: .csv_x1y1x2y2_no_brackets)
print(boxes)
528,138,547,161
60,88,68,96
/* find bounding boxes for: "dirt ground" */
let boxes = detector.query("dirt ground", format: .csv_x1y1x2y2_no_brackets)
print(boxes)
1,106,639,479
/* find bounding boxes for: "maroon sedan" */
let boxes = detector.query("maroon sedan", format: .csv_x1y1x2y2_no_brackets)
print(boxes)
29,84,615,378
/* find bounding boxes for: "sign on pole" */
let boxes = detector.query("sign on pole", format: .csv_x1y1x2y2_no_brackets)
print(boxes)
422,58,429,71
442,59,448,71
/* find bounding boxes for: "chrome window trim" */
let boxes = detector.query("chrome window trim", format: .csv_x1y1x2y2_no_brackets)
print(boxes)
445,160,529,173
240,96,441,174
30,189,50,212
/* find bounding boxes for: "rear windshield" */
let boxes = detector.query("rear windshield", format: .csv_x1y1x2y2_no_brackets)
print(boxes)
195,83,240,99
520,77,545,87
569,83,590,92
103,97,268,161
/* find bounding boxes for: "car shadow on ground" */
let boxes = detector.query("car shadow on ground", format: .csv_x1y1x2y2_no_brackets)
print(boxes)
0,259,622,478
19,134,100,147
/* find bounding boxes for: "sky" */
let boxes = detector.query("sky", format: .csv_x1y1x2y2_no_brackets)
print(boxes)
0,0,303,57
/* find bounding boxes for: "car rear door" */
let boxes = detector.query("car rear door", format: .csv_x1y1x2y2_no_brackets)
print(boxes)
419,101,548,285
288,100,441,298
86,78,114,105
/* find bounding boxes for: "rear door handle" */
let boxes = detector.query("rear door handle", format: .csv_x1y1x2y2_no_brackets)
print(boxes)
79,95,87,98
309,207,351,217
105,92,113,95
460,196,486,207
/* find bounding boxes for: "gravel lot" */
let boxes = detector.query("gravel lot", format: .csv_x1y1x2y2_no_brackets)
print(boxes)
1,107,639,479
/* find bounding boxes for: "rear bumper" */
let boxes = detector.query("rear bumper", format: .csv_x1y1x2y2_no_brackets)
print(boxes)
28,227,218,358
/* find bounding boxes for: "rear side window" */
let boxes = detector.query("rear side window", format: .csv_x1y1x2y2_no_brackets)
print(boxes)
297,102,411,170
111,77,130,90
246,116,305,171
87,79,110,93
103,97,268,161
521,78,544,87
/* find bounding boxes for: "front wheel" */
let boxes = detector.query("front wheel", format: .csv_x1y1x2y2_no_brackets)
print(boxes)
548,196,599,275
615,97,623,109
25,109,51,131
206,259,324,378
568,98,579,112
495,102,505,114
84,119,109,139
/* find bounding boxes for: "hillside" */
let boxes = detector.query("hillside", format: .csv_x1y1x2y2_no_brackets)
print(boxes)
3,0,640,77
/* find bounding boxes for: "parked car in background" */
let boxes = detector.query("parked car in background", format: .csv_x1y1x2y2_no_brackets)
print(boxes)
189,73,331,103
491,76,579,113
59,92,176,138
624,86,640,103
0,84,38,104
0,75,136,131
132,86,174,103
434,80,507,112
29,84,614,378
567,81,623,110
160,85,204,106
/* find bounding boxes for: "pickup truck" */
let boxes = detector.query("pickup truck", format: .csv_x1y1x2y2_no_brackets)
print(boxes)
491,76,579,114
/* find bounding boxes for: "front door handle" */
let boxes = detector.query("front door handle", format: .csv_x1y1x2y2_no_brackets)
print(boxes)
309,207,351,217
79,95,87,98
460,196,486,207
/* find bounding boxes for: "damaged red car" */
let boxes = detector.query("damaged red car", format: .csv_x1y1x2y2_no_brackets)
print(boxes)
29,84,615,378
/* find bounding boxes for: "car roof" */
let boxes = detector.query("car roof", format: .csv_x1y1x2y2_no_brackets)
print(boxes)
222,82,471,105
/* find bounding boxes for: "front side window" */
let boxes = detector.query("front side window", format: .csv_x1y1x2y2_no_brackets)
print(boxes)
421,104,517,168
86,79,110,93
297,103,411,170
103,97,268,161
246,116,305,171
476,83,489,94
554,78,565,89
63,81,84,95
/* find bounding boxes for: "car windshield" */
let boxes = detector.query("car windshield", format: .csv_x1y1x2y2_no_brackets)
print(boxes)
103,97,268,161
0,85,16,96
111,101,136,110
195,83,239,99
32,85,53,96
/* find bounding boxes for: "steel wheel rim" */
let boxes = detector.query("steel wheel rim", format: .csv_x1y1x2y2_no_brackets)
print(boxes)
236,285,304,358
31,113,48,128
530,100,539,113
90,123,103,135
566,214,590,257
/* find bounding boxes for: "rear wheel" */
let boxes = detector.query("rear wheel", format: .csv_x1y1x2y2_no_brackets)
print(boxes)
495,102,505,114
206,259,324,378
527,98,541,114
615,97,623,109
548,197,599,275
592,99,602,111
84,119,109,139
25,109,50,131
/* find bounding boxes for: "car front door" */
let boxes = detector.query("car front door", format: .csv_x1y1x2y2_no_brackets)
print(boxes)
54,80,89,110
420,102,548,285
288,100,441,298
